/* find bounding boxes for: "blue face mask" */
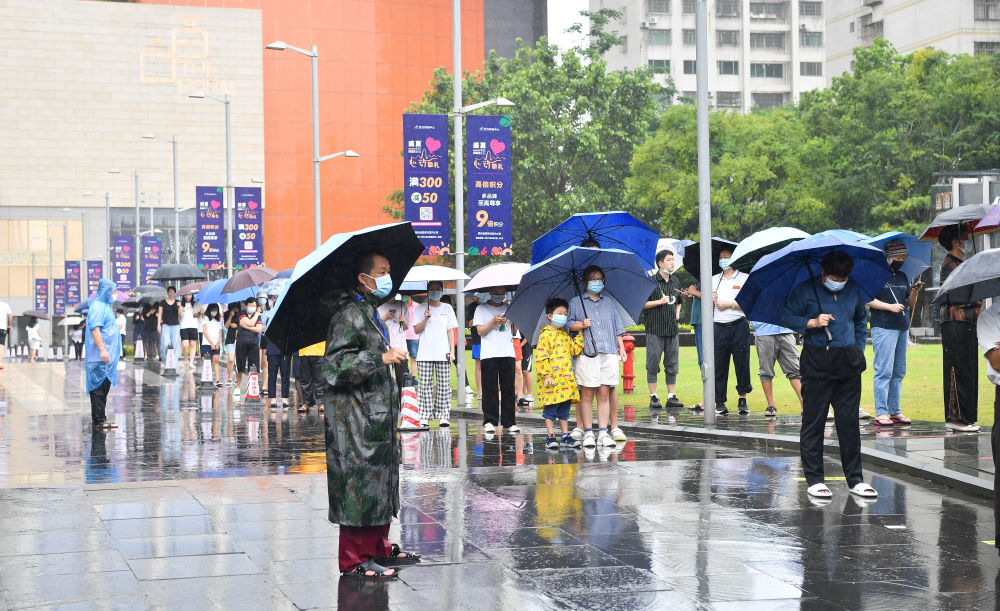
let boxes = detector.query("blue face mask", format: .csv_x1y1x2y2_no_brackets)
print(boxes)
427,290,443,301
719,258,732,271
551,313,568,328
476,292,490,302
489,292,505,303
824,278,847,293
587,280,604,295
364,273,393,299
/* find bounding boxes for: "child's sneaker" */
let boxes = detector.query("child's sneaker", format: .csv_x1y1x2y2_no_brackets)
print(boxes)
561,433,581,449
546,435,560,450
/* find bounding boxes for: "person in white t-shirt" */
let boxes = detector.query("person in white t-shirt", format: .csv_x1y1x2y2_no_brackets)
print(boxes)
201,304,224,386
711,248,753,416
413,282,458,426
116,309,127,358
0,299,12,368
179,295,201,369
977,300,1000,547
473,286,518,433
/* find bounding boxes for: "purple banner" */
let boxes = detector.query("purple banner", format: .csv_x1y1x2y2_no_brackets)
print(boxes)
403,113,450,255
34,279,48,312
54,279,66,316
86,261,103,297
141,236,162,285
112,236,134,292
466,115,513,255
65,260,81,309
234,187,263,269
196,185,225,270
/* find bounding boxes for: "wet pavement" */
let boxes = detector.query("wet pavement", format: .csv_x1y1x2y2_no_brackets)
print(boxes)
0,361,998,609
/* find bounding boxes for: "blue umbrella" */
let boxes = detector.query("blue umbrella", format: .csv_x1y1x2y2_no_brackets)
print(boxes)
265,222,424,353
531,211,661,269
735,235,891,328
865,231,932,283
276,268,293,279
505,247,656,354
817,228,870,242
74,297,94,314
194,278,257,305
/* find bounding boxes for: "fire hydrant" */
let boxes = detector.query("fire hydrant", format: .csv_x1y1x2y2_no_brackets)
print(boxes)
622,333,636,394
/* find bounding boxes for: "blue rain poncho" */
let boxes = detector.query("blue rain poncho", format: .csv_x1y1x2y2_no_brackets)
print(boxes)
85,278,121,392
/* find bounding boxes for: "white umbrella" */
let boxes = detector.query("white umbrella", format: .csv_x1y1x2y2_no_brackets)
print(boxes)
463,262,530,292
59,316,83,326
404,265,470,283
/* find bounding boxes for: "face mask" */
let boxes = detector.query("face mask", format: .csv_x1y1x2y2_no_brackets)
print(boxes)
489,293,505,303
246,306,257,314
371,274,394,299
889,260,904,272
719,258,731,271
427,290,443,301
587,280,604,295
824,278,847,293
208,310,217,319
551,313,568,328
476,292,490,302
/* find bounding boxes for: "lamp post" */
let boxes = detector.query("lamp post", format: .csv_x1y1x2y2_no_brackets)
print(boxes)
142,134,180,264
265,40,359,249
61,206,86,275
83,191,112,276
46,221,68,359
189,92,234,272
696,0,715,424
109,169,141,289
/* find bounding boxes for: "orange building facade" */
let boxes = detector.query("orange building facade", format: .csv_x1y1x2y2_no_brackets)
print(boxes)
139,0,485,270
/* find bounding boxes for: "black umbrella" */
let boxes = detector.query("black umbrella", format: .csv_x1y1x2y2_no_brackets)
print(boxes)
918,204,990,242
933,247,1000,305
265,222,424,354
150,263,206,282
222,266,277,294
682,237,738,281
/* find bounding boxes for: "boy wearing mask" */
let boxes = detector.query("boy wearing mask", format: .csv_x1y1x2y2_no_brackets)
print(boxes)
641,249,684,411
535,298,584,449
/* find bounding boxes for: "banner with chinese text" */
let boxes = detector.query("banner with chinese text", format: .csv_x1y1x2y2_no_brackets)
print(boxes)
112,236,133,292
403,113,450,255
34,279,48,312
87,261,103,297
466,114,512,255
141,235,162,285
234,187,262,269
54,279,66,316
65,261,81,309
196,185,225,270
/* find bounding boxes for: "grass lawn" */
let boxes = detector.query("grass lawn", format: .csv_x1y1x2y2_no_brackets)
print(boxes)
456,344,996,426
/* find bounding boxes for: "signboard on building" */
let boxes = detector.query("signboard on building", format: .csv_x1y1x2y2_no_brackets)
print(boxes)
86,261,103,297
112,236,134,292
466,114,513,255
196,185,225,270
234,187,262,268
141,236,162,285
65,261,81,309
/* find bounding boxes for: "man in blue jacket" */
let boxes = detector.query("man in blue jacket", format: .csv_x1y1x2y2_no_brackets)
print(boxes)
780,250,878,500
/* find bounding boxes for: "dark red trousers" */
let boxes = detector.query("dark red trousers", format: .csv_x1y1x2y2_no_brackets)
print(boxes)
338,524,392,572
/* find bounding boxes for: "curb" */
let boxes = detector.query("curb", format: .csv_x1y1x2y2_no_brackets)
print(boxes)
449,407,994,499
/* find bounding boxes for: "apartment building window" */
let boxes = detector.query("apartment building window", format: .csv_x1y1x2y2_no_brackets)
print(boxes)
648,59,671,72
716,91,742,107
750,32,786,49
683,0,696,14
647,0,671,14
649,29,671,45
716,1,740,17
800,31,823,46
799,1,822,17
752,92,788,108
717,30,739,46
621,35,628,53
750,2,787,19
800,61,822,76
683,29,697,45
751,62,784,77
975,41,1000,55
718,60,739,75
683,60,697,74
680,91,697,104
975,0,1000,20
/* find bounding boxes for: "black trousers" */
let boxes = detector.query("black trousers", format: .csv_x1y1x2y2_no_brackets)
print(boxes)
73,341,84,360
714,319,753,405
90,378,111,425
392,361,409,392
267,354,291,399
481,357,515,427
299,355,325,406
942,321,979,424
993,386,1000,549
799,345,864,488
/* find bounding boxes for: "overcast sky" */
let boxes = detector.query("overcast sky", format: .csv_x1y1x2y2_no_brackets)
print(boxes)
547,0,589,52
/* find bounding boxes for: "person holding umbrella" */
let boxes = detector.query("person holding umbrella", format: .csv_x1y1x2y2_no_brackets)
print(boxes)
26,317,42,363
711,248,753,416
474,285,519,433
412,281,458,427
157,286,183,368
938,224,981,431
780,250,877,499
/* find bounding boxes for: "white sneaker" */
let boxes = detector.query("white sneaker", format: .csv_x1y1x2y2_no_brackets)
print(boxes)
483,422,495,433
598,432,616,447
523,394,534,403
465,385,474,394
610,427,627,442
570,427,584,441
507,424,520,433
858,408,872,420
232,388,240,398
582,430,596,448
946,422,981,432
439,419,450,427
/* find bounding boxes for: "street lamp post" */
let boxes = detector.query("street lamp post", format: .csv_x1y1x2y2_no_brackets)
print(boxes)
142,134,180,264
266,41,359,249
82,192,112,276
110,169,141,289
189,92,234,272
61,206,86,274
47,221,68,359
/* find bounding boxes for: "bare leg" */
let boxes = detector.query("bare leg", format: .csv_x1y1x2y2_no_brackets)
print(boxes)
762,380,775,406
545,418,555,436
559,418,569,434
596,385,611,431
514,360,523,397
579,386,595,430
522,369,533,396
475,359,482,393
790,377,804,410
212,355,220,382
609,388,619,429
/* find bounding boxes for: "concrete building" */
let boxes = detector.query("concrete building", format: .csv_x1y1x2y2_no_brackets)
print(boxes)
594,0,827,112
826,0,1000,84
486,0,547,57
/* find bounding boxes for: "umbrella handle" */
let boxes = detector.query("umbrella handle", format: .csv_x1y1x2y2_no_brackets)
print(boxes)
807,264,834,344
575,282,599,358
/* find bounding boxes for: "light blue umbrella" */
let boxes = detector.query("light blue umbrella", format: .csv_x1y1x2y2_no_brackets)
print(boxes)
194,278,257,305
531,211,661,269
729,227,811,273
505,247,656,354
817,228,870,242
865,231,932,283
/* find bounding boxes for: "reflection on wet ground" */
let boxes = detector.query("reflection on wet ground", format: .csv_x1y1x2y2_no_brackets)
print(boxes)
0,362,998,608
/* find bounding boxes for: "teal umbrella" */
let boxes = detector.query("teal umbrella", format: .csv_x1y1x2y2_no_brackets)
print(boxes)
729,227,811,273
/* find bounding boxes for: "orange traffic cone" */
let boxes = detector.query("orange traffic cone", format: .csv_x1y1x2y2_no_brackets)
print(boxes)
244,367,262,403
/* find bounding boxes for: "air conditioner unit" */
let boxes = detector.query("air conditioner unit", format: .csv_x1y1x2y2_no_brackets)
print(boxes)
648,16,658,24
640,20,649,28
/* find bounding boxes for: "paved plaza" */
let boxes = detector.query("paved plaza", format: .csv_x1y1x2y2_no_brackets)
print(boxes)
0,360,998,609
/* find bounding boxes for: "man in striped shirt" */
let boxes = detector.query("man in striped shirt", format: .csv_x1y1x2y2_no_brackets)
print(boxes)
641,250,684,411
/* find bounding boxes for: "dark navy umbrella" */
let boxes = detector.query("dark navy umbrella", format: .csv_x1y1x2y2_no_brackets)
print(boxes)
265,222,424,354
531,211,661,269
681,237,738,281
736,235,891,329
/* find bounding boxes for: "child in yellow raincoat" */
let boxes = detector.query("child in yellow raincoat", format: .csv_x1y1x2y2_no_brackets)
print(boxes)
535,297,585,449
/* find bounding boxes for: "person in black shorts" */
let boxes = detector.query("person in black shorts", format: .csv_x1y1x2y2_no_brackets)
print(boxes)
223,304,239,384
233,297,263,399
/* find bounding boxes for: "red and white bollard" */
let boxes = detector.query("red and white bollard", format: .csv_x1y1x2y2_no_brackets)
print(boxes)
398,383,426,431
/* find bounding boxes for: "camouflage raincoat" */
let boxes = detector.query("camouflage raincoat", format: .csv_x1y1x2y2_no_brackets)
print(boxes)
323,291,400,526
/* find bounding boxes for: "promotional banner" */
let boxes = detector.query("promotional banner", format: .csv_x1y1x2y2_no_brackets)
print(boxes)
403,113,450,255
54,279,66,316
65,260,81,309
466,114,513,255
141,236,162,285
234,187,263,269
34,279,48,312
112,236,134,292
196,185,225,270
86,261,103,297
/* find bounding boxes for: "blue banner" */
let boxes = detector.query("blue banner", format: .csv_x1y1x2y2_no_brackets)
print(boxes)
87,261,103,297
112,236,133,292
65,260,81,309
403,113,450,255
197,185,225,270
141,235,162,285
234,187,263,269
34,279,48,312
54,279,66,316
466,114,513,255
